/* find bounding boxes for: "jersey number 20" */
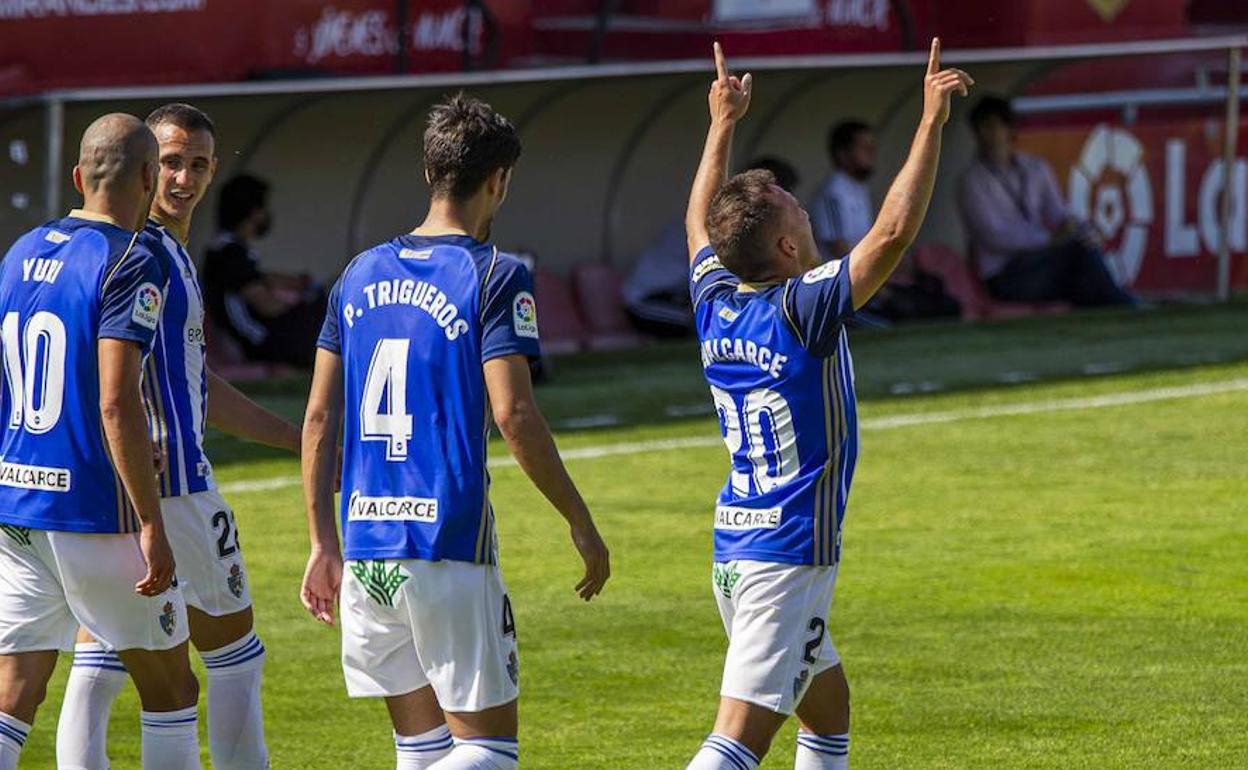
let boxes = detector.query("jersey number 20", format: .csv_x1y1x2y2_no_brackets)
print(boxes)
361,338,414,461
2,311,67,435
710,386,799,496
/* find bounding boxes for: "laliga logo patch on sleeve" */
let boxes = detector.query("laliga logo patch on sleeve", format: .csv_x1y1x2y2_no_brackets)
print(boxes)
802,259,843,284
131,282,162,330
512,291,539,339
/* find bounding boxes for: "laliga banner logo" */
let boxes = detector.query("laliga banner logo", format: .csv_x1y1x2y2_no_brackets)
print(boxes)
1068,125,1153,286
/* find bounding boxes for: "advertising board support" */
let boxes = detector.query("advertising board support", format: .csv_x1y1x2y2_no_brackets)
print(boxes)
1220,46,1241,301
43,97,62,222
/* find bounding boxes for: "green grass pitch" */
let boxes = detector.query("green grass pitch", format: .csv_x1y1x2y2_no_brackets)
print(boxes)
17,303,1248,768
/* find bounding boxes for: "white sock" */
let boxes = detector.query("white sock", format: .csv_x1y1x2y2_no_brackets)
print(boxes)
56,642,128,770
395,724,453,768
140,706,201,770
200,631,268,770
0,712,30,770
685,733,760,770
796,731,849,769
427,737,518,769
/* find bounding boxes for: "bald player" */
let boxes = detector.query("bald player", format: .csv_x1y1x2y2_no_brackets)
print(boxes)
0,114,203,769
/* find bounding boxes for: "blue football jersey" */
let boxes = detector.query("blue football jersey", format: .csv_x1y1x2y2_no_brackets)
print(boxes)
690,246,858,566
0,211,169,534
318,234,541,563
141,221,213,498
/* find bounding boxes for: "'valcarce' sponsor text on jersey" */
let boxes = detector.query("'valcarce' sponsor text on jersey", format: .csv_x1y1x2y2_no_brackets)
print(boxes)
318,234,540,564
690,247,858,566
141,220,213,498
0,211,169,533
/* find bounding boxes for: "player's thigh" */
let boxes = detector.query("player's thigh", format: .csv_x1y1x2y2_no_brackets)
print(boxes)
0,649,60,721
720,560,839,716
405,560,519,720
340,559,430,700
0,527,78,656
47,530,191,654
162,491,253,619
795,663,850,735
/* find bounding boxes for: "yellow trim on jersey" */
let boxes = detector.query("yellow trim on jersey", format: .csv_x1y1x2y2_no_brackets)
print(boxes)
100,230,143,296
143,355,173,497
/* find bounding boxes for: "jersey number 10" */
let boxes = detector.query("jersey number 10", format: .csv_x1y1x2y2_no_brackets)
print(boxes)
710,385,799,496
2,311,67,435
361,338,414,461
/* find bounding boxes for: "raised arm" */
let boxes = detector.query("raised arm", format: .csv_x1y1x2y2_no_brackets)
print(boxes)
299,348,344,625
848,38,973,308
686,42,753,261
483,354,610,601
207,367,300,454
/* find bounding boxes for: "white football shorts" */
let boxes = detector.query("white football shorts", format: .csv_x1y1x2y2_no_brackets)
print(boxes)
713,559,840,715
340,558,519,713
0,525,189,653
161,489,252,617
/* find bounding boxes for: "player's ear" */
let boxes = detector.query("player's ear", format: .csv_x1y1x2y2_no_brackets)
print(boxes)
72,165,85,195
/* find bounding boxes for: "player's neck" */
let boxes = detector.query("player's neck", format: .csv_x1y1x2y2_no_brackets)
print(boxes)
80,195,144,232
151,210,191,243
414,198,490,242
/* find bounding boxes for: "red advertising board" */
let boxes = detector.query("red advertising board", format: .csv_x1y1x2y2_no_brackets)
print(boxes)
1017,118,1247,294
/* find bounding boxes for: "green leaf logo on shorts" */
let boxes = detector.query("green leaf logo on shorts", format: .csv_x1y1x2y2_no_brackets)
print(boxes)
712,561,742,599
351,560,409,607
0,525,31,547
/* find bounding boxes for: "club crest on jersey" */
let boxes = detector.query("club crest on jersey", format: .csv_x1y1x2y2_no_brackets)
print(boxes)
227,563,244,598
350,560,409,607
802,259,843,284
131,282,162,330
159,601,177,637
512,291,539,339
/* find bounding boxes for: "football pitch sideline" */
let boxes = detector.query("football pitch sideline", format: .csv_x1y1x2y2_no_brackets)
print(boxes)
19,306,1248,769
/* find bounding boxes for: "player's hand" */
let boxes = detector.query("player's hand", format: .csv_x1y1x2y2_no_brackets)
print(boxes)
152,440,167,477
301,548,343,625
709,41,753,125
570,521,610,601
922,38,974,126
135,519,176,596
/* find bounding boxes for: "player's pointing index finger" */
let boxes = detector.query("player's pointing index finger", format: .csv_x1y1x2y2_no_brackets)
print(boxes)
714,41,728,83
928,37,941,76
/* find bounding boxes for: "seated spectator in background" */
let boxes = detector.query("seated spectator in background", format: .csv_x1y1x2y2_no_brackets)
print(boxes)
810,120,959,323
959,96,1135,307
202,174,326,368
624,156,798,337
810,119,876,260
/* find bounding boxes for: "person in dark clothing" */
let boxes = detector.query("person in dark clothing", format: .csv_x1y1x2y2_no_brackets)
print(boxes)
958,96,1135,307
202,174,326,368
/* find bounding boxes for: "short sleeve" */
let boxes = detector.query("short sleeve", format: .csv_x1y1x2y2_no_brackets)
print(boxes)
481,255,541,363
782,257,855,357
689,245,739,307
316,275,344,354
98,242,169,352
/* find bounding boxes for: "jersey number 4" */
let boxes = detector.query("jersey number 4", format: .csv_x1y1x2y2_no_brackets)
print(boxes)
710,385,799,496
361,338,414,461
2,311,67,435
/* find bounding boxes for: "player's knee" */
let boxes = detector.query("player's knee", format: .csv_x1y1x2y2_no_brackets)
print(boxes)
0,669,49,716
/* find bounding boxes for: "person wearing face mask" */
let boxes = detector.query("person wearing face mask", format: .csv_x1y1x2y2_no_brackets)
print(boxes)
201,174,327,368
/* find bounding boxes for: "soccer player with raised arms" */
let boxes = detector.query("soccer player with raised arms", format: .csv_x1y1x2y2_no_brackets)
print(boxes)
0,115,202,768
682,42,973,769
55,104,302,770
300,94,611,770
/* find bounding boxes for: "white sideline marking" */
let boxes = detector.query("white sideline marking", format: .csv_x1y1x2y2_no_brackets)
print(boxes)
217,378,1248,494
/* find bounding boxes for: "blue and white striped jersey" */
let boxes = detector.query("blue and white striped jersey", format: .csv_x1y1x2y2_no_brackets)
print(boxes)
0,211,168,533
140,221,213,498
690,246,859,566
318,234,541,564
